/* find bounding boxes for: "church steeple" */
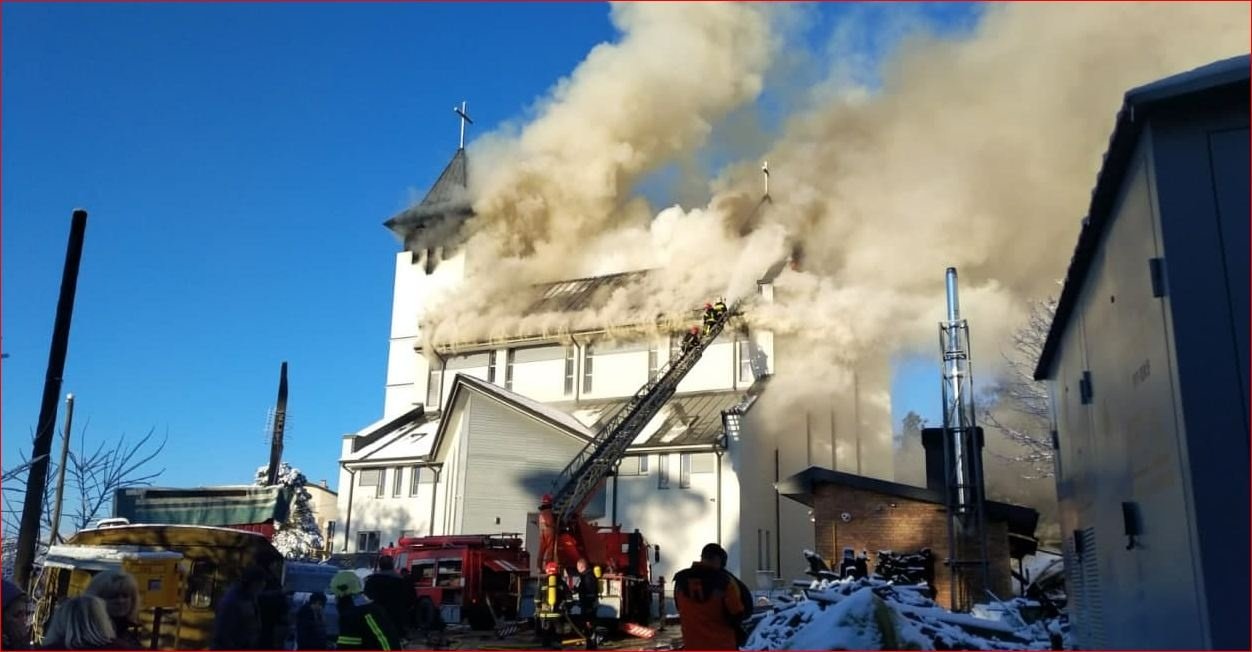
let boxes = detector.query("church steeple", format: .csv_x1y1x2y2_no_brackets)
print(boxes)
384,147,473,254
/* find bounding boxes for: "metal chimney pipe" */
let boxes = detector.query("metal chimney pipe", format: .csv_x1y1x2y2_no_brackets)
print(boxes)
945,267,960,323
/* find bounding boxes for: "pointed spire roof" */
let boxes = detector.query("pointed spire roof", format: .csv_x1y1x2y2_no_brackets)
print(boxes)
384,148,473,240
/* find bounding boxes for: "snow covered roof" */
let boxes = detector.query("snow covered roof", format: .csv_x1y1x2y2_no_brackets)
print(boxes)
1035,54,1250,379
344,412,439,463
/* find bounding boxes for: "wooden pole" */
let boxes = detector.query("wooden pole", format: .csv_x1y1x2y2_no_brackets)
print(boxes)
14,209,88,590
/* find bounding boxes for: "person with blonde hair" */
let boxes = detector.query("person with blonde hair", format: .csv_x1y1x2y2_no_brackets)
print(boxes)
83,570,143,648
38,596,116,650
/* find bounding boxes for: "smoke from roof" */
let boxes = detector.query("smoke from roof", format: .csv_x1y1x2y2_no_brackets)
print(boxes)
417,2,1248,480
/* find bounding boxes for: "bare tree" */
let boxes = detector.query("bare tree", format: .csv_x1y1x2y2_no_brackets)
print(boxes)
1,424,166,565
982,297,1057,479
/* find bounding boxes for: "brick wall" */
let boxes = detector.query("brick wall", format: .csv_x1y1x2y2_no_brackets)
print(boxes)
812,484,1014,608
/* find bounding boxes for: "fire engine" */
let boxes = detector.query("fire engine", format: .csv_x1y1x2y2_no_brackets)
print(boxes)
380,534,531,627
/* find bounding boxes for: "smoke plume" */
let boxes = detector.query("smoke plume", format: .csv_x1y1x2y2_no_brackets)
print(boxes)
419,1,1248,485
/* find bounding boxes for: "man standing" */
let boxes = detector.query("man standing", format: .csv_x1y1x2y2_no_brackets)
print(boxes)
364,556,413,641
2,579,32,650
210,566,268,649
573,559,600,650
673,544,750,651
331,571,402,651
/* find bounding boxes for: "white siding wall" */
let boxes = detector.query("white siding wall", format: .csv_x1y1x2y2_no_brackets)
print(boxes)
384,250,465,417
459,395,591,537
609,453,723,587
582,342,650,400
677,339,736,393
509,345,568,402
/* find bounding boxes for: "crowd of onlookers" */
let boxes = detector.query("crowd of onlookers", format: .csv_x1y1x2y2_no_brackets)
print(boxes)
0,555,429,651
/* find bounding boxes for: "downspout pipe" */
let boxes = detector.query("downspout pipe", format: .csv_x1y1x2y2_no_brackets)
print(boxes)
340,463,356,552
429,465,442,536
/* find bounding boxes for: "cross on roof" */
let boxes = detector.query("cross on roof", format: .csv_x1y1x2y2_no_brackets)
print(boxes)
454,101,473,150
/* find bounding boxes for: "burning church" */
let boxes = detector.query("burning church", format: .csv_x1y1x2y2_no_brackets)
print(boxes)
334,139,896,586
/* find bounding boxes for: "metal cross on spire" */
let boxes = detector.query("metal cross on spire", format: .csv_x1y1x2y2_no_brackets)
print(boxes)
762,160,770,198
454,101,474,150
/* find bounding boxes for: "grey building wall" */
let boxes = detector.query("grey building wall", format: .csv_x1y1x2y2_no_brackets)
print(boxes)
1044,67,1248,650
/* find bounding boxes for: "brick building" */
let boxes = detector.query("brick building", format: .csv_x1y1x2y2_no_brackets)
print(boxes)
778,432,1038,609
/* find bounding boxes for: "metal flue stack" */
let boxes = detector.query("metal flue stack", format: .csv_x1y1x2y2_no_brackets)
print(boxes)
938,268,990,611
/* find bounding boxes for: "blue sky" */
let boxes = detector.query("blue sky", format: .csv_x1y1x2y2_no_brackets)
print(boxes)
2,3,980,507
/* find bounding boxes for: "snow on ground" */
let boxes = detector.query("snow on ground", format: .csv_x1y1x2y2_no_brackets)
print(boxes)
743,576,1069,650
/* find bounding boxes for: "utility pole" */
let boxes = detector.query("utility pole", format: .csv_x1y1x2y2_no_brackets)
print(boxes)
14,209,89,590
48,394,76,548
265,362,289,486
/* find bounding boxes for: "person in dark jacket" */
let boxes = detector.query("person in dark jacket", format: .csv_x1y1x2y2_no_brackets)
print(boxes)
257,590,292,650
2,579,33,650
573,559,600,649
673,543,748,651
330,571,401,651
209,566,267,650
364,556,413,640
296,592,329,650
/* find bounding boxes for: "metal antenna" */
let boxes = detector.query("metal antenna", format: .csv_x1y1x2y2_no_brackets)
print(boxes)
454,101,474,150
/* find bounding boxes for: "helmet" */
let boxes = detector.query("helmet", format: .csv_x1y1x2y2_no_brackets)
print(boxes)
704,303,713,309
689,326,700,335
329,570,363,598
540,493,553,506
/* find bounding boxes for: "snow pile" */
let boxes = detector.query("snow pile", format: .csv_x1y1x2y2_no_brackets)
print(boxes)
744,575,1068,650
255,463,325,560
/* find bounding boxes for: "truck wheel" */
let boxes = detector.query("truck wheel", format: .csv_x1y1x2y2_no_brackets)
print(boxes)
416,596,439,631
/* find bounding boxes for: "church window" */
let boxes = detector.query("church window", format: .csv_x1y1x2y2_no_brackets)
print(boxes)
679,453,692,488
393,467,403,497
487,352,497,383
409,467,420,496
505,349,515,390
357,531,381,553
648,342,659,379
358,468,381,491
427,365,444,410
737,338,753,383
564,347,576,396
658,454,670,489
582,344,595,393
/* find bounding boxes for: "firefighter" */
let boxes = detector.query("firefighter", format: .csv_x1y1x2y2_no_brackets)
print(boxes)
329,570,402,651
573,559,600,650
713,299,728,321
673,544,749,651
702,303,718,330
681,326,701,354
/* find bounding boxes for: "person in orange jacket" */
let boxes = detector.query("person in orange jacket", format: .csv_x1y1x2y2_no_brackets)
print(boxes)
673,543,749,651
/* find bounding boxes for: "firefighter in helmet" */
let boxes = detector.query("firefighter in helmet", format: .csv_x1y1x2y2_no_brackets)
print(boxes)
702,303,717,330
681,326,701,354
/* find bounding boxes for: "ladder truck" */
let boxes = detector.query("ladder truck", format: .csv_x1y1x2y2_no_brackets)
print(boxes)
535,300,737,643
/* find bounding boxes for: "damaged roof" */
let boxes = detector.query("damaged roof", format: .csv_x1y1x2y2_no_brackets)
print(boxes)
384,148,472,237
529,270,652,314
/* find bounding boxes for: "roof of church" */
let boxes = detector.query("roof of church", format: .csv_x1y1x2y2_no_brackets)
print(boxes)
341,375,765,465
384,148,472,237
528,270,652,314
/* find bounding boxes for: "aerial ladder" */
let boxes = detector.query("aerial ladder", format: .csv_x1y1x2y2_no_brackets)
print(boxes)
535,299,738,640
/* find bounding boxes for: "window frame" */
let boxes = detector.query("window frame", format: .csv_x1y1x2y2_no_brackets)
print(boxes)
647,342,659,379
427,363,444,410
487,352,497,383
564,347,576,396
392,466,403,498
582,344,595,393
357,531,381,553
409,467,421,497
658,454,670,489
679,453,692,489
358,468,382,488
505,349,515,391
737,337,753,383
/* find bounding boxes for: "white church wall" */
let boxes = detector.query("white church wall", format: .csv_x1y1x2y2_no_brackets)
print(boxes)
458,394,591,538
676,338,736,393
582,341,650,400
609,453,720,586
508,345,567,402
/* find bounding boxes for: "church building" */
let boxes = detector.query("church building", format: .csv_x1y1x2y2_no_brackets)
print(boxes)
335,134,895,589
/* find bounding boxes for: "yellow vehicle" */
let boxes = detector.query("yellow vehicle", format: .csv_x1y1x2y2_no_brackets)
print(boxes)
34,523,285,650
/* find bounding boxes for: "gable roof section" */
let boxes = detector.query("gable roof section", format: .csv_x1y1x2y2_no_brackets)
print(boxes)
385,148,472,238
425,374,596,463
1034,55,1250,380
778,466,1040,538
562,384,762,451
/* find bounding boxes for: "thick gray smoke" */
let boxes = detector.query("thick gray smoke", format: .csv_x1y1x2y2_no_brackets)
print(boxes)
419,2,1248,487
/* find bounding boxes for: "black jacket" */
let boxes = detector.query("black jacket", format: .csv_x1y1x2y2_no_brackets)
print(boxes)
296,602,329,650
210,584,262,650
335,596,402,651
575,569,599,607
363,573,413,632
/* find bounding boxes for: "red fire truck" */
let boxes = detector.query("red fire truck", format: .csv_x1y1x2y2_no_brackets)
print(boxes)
380,534,531,627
